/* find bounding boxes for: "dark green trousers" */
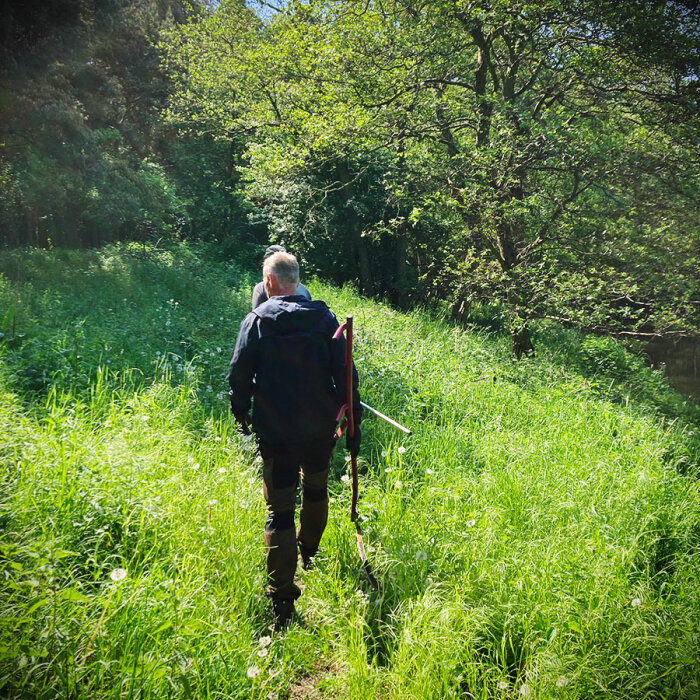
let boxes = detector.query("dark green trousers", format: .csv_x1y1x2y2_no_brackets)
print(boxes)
259,436,335,601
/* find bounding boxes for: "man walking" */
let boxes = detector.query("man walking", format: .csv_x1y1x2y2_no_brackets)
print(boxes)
227,251,361,626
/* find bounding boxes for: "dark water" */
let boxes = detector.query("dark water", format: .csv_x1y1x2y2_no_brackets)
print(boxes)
644,337,700,398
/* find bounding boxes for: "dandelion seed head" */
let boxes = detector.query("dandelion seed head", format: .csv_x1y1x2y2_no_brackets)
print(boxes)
394,480,403,489
214,436,222,442
381,450,387,458
556,676,567,687
192,462,200,470
426,468,434,474
631,597,641,607
466,519,476,528
110,568,127,582
246,665,260,679
345,455,351,462
519,683,531,696
384,467,392,473
398,446,406,454
218,467,227,474
257,648,268,658
341,474,351,483
259,635,271,647
498,681,508,690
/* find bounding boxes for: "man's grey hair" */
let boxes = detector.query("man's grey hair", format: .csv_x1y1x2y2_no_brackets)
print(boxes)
263,251,300,286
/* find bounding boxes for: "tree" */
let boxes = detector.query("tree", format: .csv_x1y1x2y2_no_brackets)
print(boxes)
0,0,194,247
165,0,699,351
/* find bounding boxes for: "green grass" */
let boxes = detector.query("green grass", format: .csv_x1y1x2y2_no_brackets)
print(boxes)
0,243,698,698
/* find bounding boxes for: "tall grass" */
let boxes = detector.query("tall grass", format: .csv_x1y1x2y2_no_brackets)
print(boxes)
0,244,698,698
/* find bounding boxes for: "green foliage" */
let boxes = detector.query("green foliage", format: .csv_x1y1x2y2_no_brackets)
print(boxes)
1,246,698,697
164,0,700,350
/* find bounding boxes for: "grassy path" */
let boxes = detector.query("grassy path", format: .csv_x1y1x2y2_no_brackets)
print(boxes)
0,244,698,698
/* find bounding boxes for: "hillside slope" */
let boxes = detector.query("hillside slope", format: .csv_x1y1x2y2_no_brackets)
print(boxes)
0,244,698,698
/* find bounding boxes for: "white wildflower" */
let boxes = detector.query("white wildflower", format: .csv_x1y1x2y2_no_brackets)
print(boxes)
110,568,127,582
556,676,567,688
216,347,222,353
398,446,406,454
214,436,222,442
384,467,392,473
345,455,351,462
192,462,200,470
187,456,194,463
381,450,387,458
466,519,476,528
246,665,260,679
218,467,227,474
631,597,641,607
341,474,351,484
426,468,434,475
257,648,268,658
394,480,403,489
498,681,508,691
258,635,272,647
519,683,531,696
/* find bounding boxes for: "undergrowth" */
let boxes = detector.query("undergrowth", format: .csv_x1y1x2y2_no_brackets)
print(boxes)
0,243,698,698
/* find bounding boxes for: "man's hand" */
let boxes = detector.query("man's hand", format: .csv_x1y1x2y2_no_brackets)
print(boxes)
346,425,361,456
234,413,251,436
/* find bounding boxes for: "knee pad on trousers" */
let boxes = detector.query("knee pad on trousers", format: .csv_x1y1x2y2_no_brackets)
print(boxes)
265,510,295,532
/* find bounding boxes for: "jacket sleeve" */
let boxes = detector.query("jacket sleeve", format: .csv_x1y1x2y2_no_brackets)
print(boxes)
226,313,259,420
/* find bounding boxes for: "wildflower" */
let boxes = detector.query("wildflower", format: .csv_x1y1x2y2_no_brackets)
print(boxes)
556,676,567,688
192,462,200,470
345,454,351,462
426,468,434,475
631,597,641,607
247,665,260,679
398,446,406,454
498,681,508,691
220,316,224,321
258,635,272,647
519,683,531,696
381,450,387,458
207,385,213,392
415,551,428,561
187,456,194,463
110,568,127,582
208,499,218,506
341,474,351,484
214,436,222,442
384,467,392,473
394,480,403,489
165,320,171,327
218,467,227,474
257,648,268,658
466,519,476,528
216,347,222,353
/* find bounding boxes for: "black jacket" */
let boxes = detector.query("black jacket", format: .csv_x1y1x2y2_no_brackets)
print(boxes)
227,295,361,444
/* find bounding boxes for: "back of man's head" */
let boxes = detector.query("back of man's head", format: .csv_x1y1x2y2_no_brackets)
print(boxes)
264,251,300,288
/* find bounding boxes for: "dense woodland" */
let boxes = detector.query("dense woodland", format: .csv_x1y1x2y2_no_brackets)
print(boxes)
1,0,699,355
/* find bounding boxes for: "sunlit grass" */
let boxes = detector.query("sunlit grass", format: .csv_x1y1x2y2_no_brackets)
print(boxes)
0,244,698,698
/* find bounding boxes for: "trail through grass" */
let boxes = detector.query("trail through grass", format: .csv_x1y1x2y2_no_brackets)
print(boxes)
0,243,698,698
